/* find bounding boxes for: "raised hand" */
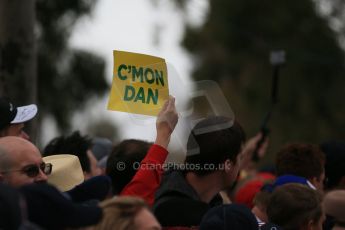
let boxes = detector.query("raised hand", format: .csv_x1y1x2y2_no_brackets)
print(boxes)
155,96,178,148
240,133,269,170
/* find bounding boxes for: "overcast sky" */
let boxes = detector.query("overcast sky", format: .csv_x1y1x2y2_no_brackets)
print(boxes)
40,0,209,154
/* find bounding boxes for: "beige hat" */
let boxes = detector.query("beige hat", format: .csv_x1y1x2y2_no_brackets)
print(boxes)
43,154,84,192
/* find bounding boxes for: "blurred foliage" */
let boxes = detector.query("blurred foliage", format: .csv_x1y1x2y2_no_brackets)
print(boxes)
315,0,345,36
178,0,345,158
86,119,119,142
36,0,109,131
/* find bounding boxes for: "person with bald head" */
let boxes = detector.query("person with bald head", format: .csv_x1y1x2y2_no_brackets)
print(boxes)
0,136,51,187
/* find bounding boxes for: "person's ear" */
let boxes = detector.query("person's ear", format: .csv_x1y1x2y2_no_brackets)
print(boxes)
309,176,325,190
306,219,317,230
224,159,233,173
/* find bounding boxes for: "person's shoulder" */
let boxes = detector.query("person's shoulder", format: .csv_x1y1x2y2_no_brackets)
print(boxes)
154,197,209,227
156,170,199,199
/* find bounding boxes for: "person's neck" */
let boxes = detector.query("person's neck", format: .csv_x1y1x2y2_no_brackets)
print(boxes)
185,172,223,203
252,205,268,223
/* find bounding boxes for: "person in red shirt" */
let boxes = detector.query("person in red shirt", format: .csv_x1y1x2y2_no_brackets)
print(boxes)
118,96,178,206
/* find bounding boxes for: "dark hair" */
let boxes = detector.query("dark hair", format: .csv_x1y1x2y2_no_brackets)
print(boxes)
267,184,323,230
320,141,345,190
275,143,325,180
43,131,92,173
106,139,152,194
185,116,245,176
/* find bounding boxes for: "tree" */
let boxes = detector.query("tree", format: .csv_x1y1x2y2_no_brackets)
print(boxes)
0,0,37,137
180,0,345,156
314,0,345,40
86,119,119,142
36,0,109,133
1,0,109,141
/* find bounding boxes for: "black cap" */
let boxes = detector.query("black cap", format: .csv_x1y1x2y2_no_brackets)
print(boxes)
200,204,258,230
20,183,102,229
67,175,112,203
0,98,17,130
0,184,22,230
0,97,37,130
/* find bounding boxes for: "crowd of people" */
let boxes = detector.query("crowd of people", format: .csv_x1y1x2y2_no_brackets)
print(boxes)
1,96,345,230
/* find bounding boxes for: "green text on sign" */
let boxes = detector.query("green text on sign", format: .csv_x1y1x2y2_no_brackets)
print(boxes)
118,64,165,86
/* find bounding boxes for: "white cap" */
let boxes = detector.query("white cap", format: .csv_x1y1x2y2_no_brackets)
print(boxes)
11,104,38,124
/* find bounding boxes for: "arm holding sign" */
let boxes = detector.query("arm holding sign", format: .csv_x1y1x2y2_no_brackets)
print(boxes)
120,97,178,206
154,96,178,148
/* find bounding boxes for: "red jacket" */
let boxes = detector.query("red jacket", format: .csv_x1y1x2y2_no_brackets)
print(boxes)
120,144,168,206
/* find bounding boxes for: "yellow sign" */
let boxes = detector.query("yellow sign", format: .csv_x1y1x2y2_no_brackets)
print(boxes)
107,50,169,116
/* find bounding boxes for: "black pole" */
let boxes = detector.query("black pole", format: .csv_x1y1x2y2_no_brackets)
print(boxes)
252,50,285,162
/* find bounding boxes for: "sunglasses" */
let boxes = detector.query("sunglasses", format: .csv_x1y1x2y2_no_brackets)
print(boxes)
1,162,53,178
